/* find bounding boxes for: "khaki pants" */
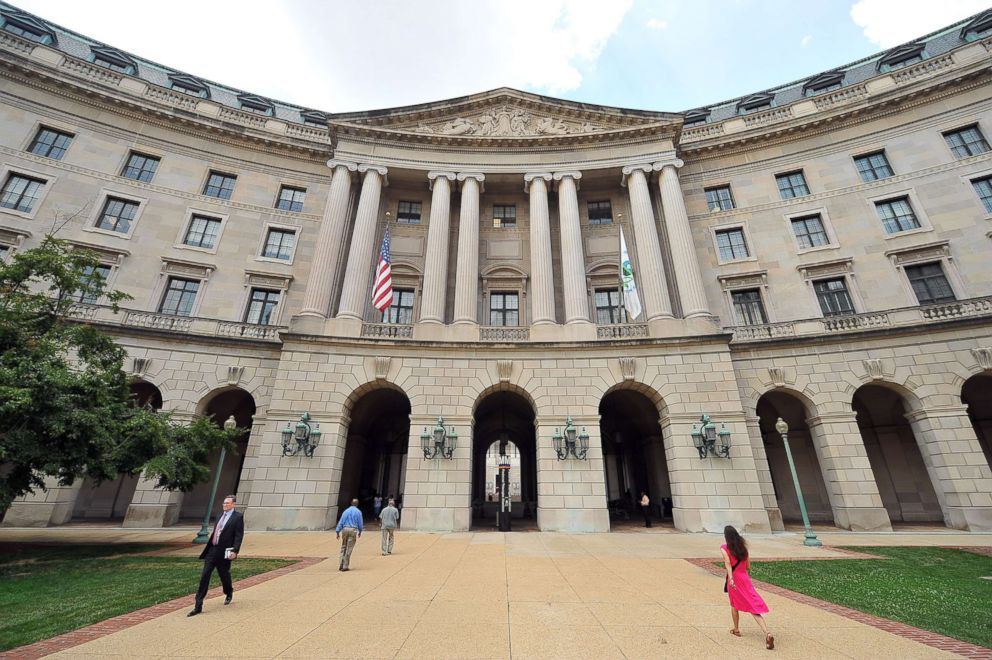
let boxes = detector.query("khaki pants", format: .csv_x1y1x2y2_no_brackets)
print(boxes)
381,527,395,554
339,527,358,569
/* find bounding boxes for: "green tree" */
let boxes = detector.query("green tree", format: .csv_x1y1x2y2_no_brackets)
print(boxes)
0,236,239,514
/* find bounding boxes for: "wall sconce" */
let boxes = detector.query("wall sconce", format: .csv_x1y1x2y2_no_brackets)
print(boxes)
690,414,731,459
281,412,322,458
552,416,589,460
421,416,457,459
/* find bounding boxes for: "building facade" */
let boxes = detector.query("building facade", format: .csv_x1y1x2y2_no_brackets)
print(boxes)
1,3,991,533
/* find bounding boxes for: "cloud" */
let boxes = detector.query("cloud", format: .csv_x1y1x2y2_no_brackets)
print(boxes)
850,0,988,48
646,18,669,30
800,34,813,47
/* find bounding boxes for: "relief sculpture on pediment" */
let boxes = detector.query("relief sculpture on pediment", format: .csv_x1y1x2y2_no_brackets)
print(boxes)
408,105,611,137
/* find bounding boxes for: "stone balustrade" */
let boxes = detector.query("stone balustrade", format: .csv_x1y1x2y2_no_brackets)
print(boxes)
144,85,198,111
361,322,414,339
61,57,123,85
65,304,285,342
892,53,954,84
480,326,530,342
596,323,649,339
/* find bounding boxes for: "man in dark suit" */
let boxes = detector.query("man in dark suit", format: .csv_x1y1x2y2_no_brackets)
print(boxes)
188,494,244,616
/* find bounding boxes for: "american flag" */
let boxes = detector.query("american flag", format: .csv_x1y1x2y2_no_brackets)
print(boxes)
371,227,394,314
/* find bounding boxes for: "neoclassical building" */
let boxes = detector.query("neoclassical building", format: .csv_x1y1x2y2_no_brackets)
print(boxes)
1,3,991,534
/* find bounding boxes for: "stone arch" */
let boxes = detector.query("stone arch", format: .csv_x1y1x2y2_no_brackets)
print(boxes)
342,379,410,420
601,380,668,421
843,374,926,413
749,385,819,420
961,372,992,469
471,381,538,418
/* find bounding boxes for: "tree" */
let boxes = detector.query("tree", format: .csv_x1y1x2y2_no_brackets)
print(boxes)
0,236,239,514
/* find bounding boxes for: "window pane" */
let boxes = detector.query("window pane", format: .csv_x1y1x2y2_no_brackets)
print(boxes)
775,171,809,199
397,200,422,224
791,215,829,249
385,287,414,324
716,228,749,261
875,197,920,234
96,197,139,233
203,172,237,199
276,186,306,212
121,152,159,182
588,200,613,224
246,288,280,325
29,128,73,160
0,174,45,213
944,126,990,158
854,152,893,182
972,176,992,213
493,205,516,228
159,278,200,316
705,186,734,211
184,216,221,249
731,289,767,325
263,229,295,259
813,278,854,316
905,263,955,304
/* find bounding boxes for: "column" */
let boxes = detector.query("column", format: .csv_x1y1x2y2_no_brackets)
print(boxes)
299,160,358,317
336,164,388,321
453,173,484,324
553,171,589,324
655,160,710,318
622,164,672,320
524,172,555,325
419,172,456,323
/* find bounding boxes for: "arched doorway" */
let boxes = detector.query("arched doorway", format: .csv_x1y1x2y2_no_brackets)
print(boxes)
756,390,834,525
71,380,163,522
853,384,943,525
472,390,536,530
338,387,410,520
962,373,992,469
599,389,670,527
179,388,256,522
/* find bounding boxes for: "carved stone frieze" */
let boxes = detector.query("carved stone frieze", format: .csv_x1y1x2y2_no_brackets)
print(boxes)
410,105,610,137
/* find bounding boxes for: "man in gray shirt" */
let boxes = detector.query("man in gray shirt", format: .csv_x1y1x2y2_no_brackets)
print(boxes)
378,498,400,555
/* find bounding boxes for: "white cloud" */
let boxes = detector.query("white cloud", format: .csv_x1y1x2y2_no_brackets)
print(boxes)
850,0,988,48
800,34,813,47
646,18,669,30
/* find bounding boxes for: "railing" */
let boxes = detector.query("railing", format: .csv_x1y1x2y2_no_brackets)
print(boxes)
218,106,268,129
61,58,123,85
145,85,199,111
122,310,194,332
921,296,992,321
596,323,648,339
822,312,890,332
892,54,954,84
0,31,33,53
681,122,725,141
64,304,286,342
286,123,330,141
216,321,282,340
361,323,414,338
812,83,869,110
480,326,530,341
742,106,794,128
730,322,798,341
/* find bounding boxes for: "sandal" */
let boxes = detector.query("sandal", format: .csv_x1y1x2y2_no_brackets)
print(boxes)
765,633,775,650
729,629,742,637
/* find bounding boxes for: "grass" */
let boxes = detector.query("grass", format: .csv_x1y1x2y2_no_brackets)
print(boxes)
0,543,294,652
747,546,992,649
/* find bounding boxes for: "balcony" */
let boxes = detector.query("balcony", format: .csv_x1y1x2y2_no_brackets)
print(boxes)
361,322,414,339
65,304,285,342
480,326,530,341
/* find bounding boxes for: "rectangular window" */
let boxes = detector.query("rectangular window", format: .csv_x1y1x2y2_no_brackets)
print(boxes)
384,288,415,324
715,228,750,261
492,204,516,228
171,82,203,97
587,200,613,225
854,151,893,182
944,125,990,158
731,289,767,326
203,171,237,200
183,215,222,249
3,22,48,42
93,56,129,73
95,196,139,233
594,288,625,325
0,173,45,213
489,291,519,326
262,228,296,260
76,264,112,304
874,196,921,234
28,127,73,160
121,152,160,182
905,263,955,304
775,171,810,199
790,214,830,249
159,277,200,316
704,185,735,211
396,200,422,224
275,185,306,212
813,278,855,316
971,175,992,213
244,288,281,325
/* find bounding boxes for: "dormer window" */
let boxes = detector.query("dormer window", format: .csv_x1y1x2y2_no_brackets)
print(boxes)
168,73,210,98
300,110,327,127
0,10,56,44
684,108,710,126
238,94,274,117
803,71,845,97
737,93,774,115
878,42,925,71
961,10,992,41
90,46,137,75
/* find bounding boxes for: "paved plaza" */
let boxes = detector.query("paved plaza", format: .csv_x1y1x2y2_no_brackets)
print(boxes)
2,526,989,659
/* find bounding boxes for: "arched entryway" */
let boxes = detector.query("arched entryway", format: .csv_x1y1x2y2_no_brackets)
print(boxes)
962,373,992,470
756,390,834,525
853,384,943,525
471,390,536,530
599,388,670,527
338,387,410,519
179,387,256,522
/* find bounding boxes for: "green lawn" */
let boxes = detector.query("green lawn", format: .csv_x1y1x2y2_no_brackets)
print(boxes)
0,543,294,652
748,546,992,649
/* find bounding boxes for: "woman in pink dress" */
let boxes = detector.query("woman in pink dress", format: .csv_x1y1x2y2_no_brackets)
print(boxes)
721,525,774,650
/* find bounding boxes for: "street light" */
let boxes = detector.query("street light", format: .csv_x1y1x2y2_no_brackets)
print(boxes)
774,417,822,547
552,416,589,460
193,415,237,544
421,416,457,459
690,414,731,459
280,412,322,458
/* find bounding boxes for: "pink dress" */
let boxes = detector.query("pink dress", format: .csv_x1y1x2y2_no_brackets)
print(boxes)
721,544,769,614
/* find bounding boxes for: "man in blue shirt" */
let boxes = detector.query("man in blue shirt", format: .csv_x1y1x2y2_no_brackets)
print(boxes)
335,498,364,571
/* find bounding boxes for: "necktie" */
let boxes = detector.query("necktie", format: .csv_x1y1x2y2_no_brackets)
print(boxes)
213,512,228,545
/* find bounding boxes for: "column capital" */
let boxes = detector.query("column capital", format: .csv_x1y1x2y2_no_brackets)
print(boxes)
523,172,553,193
620,163,653,187
456,172,485,192
326,159,359,172
652,158,685,172
552,171,582,191
358,163,389,186
427,171,456,190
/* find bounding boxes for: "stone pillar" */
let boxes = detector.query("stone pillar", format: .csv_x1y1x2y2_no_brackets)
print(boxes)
402,413,472,532
621,164,672,320
419,172,456,324
745,415,784,531
655,160,710,318
336,164,388,321
535,415,609,532
1,477,83,527
553,171,589,324
524,173,555,325
453,173,484,324
123,476,184,527
299,160,358,317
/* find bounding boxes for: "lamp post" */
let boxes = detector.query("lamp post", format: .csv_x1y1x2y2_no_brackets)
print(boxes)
774,417,821,547
193,415,237,544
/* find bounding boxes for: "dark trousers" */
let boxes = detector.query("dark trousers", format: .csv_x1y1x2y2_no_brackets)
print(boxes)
195,553,233,605
642,506,652,527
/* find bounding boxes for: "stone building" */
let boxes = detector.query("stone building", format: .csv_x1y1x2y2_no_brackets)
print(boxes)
1,3,991,533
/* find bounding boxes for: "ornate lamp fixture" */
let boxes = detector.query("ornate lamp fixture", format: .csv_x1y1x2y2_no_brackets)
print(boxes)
690,414,731,459
552,416,589,460
281,412,322,458
421,416,457,459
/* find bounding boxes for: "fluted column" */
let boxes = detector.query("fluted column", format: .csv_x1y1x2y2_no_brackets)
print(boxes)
419,171,456,324
299,160,358,317
453,173,484,324
336,164,388,321
525,173,555,325
622,164,672,320
655,160,710,318
553,171,589,324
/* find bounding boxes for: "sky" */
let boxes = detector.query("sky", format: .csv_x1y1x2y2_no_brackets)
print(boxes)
8,0,992,113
